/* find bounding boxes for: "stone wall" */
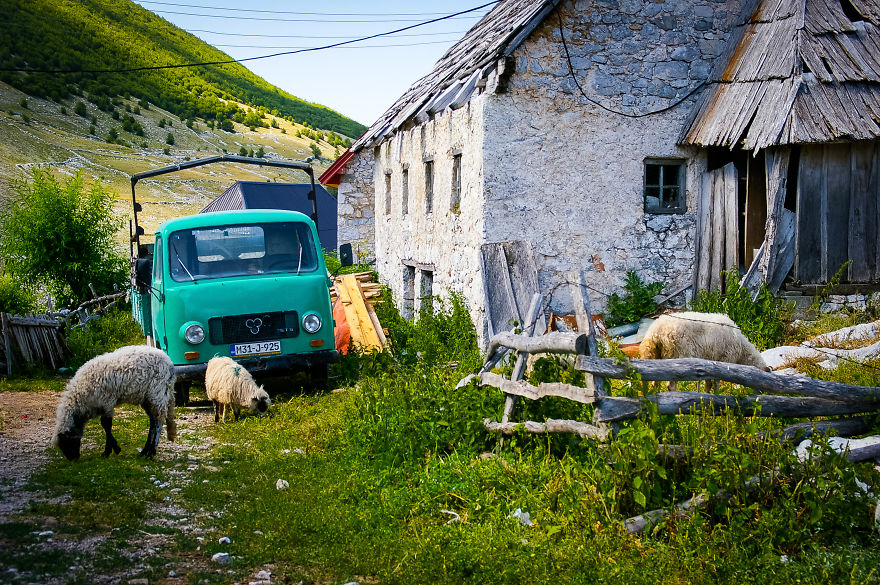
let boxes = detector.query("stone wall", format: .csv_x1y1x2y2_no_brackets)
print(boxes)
481,0,750,314
336,148,376,263
371,98,489,331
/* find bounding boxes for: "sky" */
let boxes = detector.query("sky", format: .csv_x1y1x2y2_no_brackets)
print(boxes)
130,1,496,128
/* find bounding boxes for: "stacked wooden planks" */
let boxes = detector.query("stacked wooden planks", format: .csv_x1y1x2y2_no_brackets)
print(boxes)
332,273,386,352
1,313,69,374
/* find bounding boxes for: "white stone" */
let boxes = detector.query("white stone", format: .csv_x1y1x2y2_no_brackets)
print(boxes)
211,552,231,564
276,479,289,490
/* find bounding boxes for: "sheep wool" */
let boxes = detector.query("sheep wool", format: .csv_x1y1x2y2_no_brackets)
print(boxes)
639,312,767,390
205,356,270,423
53,345,177,461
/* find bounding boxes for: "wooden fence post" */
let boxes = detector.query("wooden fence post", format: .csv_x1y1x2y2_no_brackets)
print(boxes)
2,313,12,376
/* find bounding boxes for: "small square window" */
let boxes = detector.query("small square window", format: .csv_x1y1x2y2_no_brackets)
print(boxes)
644,159,686,214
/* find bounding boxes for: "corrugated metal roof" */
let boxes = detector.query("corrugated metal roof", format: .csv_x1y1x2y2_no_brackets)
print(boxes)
682,0,880,148
318,148,354,187
200,181,338,251
352,0,559,152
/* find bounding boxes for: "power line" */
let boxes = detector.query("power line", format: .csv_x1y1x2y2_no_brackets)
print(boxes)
137,1,464,17
137,1,463,17
188,29,468,39
0,1,500,74
215,39,465,50
150,8,484,23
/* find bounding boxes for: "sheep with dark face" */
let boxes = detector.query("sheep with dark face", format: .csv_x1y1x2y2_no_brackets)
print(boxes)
53,345,177,460
205,356,270,423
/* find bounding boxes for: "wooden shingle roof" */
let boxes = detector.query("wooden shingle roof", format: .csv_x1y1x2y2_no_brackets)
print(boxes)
352,0,559,151
682,0,880,149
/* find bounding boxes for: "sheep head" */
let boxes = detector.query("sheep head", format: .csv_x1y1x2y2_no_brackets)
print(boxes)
53,412,87,461
249,387,271,415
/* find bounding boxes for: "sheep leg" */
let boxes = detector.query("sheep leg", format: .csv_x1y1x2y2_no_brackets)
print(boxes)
233,407,241,421
140,408,162,458
100,415,121,457
212,400,221,423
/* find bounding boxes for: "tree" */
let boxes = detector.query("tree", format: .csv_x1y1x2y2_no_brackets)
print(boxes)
165,132,175,145
0,170,127,307
310,143,321,158
74,101,87,117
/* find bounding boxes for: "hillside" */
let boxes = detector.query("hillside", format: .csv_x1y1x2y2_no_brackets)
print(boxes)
0,81,345,246
0,0,367,138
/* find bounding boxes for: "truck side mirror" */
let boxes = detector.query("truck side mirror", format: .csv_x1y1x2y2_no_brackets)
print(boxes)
135,257,153,287
339,243,353,267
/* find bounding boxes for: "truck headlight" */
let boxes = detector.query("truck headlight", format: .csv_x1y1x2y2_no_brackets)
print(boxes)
302,313,322,334
183,323,206,344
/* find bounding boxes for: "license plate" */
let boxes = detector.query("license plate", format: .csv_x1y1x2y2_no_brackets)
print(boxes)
230,340,281,357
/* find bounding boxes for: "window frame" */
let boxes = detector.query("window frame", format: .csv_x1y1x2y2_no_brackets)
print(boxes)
643,158,687,215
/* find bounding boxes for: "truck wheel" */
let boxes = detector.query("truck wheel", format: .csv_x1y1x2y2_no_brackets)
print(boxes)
174,381,191,407
310,364,329,391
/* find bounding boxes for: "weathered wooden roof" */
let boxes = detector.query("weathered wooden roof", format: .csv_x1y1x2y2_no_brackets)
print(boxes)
682,0,880,149
352,0,559,152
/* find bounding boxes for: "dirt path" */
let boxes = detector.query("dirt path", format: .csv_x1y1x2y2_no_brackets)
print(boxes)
0,391,274,585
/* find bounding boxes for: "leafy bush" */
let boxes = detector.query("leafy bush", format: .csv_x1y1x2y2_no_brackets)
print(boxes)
0,273,38,315
689,271,793,350
66,306,145,368
73,101,87,116
605,270,665,327
0,170,127,308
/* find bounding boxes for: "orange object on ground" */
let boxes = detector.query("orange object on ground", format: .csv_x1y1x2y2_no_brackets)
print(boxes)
333,299,350,354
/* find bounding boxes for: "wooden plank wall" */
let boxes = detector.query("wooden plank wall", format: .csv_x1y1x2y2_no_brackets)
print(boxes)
695,163,738,291
796,141,880,283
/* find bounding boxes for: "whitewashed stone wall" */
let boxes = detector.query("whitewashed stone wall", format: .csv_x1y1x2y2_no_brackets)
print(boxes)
336,149,376,263
482,0,748,314
371,99,489,329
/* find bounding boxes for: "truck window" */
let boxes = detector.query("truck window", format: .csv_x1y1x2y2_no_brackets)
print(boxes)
168,222,318,282
153,237,163,285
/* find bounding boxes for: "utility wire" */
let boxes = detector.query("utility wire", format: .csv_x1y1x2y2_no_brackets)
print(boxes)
215,39,464,50
137,1,468,17
187,29,468,39
0,1,500,74
149,8,484,23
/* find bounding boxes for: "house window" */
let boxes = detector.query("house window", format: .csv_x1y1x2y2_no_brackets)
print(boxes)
424,159,434,214
644,159,686,214
451,153,462,212
384,171,392,215
402,264,415,320
419,269,433,316
402,167,409,216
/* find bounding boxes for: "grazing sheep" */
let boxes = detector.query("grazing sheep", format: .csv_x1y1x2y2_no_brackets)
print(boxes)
639,312,767,391
205,356,271,423
53,345,177,461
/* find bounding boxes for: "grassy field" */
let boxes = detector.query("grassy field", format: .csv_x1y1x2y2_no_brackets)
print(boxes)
2,296,880,584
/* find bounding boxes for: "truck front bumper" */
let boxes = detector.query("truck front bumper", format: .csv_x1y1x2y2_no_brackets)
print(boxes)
174,349,339,381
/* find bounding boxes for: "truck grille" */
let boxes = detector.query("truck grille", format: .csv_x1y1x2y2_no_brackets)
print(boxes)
209,311,299,345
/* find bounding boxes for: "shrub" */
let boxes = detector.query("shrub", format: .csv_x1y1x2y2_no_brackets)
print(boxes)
60,106,67,115
310,143,321,158
605,270,665,327
74,101,87,117
165,132,174,145
66,307,145,368
0,273,38,315
0,170,127,307
238,146,248,156
689,270,793,350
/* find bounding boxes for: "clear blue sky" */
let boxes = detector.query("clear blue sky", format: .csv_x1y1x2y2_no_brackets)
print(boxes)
131,1,496,128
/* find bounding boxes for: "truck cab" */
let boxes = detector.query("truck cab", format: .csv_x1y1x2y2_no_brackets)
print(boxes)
128,156,341,404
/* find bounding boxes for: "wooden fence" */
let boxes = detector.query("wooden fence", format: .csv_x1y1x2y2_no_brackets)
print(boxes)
1,313,68,374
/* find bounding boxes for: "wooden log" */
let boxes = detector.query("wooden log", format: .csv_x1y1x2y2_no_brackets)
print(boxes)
479,372,597,404
593,391,876,423
575,355,880,403
487,331,587,357
503,293,543,424
6,316,63,327
768,415,877,442
483,418,610,440
624,493,710,534
569,271,602,398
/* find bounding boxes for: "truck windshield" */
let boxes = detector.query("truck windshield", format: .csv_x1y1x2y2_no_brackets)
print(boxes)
168,221,319,282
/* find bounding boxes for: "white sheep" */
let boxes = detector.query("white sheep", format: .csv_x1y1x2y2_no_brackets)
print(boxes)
639,312,767,391
53,345,177,461
205,356,271,423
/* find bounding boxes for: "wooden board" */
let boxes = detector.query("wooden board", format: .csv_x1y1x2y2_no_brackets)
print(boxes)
850,141,877,282
796,145,824,283
695,171,714,291
722,162,739,274
336,274,382,352
823,143,851,280
480,241,544,341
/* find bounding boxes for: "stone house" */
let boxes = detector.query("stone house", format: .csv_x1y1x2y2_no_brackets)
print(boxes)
321,0,880,335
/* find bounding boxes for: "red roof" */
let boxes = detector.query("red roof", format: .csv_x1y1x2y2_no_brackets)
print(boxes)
318,148,354,187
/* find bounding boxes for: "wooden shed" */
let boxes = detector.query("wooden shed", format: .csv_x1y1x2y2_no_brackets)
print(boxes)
681,0,880,292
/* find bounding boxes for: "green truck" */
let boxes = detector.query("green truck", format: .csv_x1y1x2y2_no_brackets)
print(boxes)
129,155,343,404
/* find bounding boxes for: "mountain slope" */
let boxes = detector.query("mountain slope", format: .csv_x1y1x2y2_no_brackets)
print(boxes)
0,0,367,138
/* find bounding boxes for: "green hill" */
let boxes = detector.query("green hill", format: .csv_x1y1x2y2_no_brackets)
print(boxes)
0,0,367,139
